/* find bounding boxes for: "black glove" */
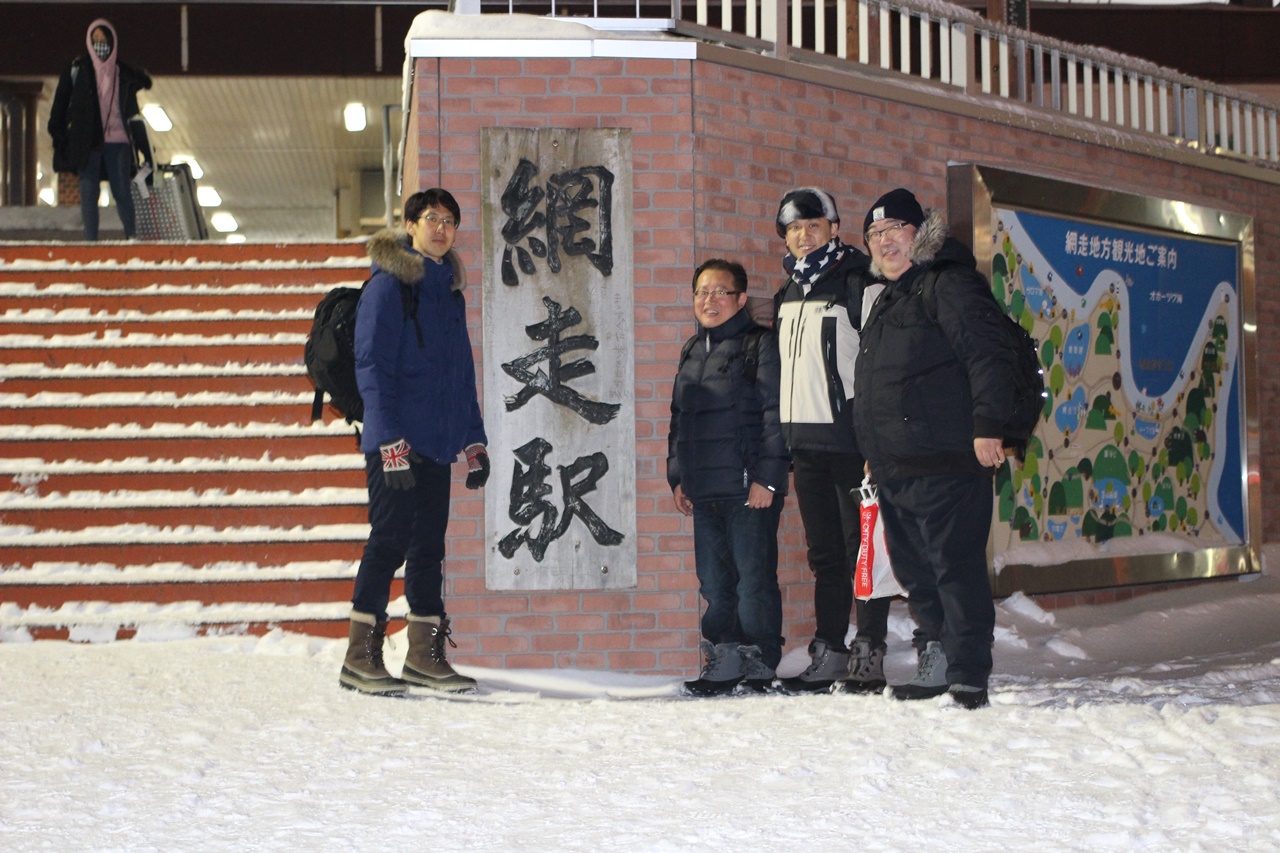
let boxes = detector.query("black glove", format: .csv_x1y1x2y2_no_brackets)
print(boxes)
464,444,490,490
380,438,422,491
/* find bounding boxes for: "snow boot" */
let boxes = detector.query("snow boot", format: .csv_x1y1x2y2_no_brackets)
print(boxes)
831,637,887,695
682,641,745,697
339,610,407,696
402,614,477,693
778,639,850,694
889,640,949,700
736,644,777,694
949,684,990,710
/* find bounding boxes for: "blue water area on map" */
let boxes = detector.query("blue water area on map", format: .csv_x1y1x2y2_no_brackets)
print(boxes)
1148,495,1166,517
1216,369,1244,541
1096,478,1126,511
1061,323,1090,378
1054,387,1086,434
1020,265,1053,316
1047,519,1069,541
1133,418,1161,441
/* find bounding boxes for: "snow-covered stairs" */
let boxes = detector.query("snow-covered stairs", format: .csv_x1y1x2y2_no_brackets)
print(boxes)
0,241,379,640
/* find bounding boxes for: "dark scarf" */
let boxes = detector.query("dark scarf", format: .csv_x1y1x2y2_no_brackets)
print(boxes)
782,236,849,291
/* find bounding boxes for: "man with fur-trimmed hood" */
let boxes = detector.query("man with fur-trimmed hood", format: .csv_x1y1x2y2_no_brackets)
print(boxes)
339,188,489,697
853,188,1017,709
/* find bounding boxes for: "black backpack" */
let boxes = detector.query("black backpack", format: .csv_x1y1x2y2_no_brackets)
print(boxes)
304,279,422,424
918,267,1046,460
677,325,768,383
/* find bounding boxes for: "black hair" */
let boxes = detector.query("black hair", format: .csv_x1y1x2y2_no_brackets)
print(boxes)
691,258,748,294
404,188,461,228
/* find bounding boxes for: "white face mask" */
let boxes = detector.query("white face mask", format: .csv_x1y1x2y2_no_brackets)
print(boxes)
92,40,111,60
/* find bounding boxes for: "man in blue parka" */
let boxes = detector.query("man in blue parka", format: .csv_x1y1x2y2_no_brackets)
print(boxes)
339,188,489,696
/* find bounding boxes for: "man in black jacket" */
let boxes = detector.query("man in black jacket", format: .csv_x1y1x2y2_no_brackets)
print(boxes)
854,188,1016,710
770,187,894,694
48,19,153,240
668,259,789,695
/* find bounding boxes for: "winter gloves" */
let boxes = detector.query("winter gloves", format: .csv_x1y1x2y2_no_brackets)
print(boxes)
379,438,421,490
380,439,489,491
465,444,490,490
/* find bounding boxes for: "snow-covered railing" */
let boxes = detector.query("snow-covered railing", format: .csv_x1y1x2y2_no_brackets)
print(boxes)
458,0,1280,169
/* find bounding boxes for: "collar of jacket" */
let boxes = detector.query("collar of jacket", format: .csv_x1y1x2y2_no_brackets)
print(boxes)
868,208,947,281
701,306,756,345
366,227,467,292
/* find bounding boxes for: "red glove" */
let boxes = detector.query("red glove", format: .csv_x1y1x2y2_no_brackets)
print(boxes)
465,444,490,490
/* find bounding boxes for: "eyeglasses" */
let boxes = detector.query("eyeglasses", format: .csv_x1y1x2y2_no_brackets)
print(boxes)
693,288,742,300
865,221,908,244
420,212,457,230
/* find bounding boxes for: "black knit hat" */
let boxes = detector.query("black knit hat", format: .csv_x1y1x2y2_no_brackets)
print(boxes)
775,187,839,238
862,188,925,237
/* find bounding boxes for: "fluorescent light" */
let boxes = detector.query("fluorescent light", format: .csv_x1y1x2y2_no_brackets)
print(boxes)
172,155,203,179
343,102,366,132
225,234,246,244
197,186,222,207
210,212,238,233
98,186,110,207
141,104,173,132
38,188,55,206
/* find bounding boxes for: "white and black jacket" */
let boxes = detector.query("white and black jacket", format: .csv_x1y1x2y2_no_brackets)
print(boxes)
773,249,875,455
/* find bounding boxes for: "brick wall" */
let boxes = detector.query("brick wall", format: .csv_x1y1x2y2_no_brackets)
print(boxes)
410,52,1280,675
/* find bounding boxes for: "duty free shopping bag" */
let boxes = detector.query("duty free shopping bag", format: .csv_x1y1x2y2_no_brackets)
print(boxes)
854,476,906,600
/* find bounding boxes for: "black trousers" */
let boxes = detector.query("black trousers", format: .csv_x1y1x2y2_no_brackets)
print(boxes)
791,449,891,650
350,452,451,619
877,474,996,688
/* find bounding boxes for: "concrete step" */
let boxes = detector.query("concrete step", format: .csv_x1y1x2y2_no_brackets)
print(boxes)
0,363,311,396
0,421,362,461
0,392,315,429
0,282,348,314
0,455,366,494
0,490,369,530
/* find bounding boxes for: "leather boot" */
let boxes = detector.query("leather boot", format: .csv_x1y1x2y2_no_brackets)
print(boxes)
339,610,406,695
402,614,477,693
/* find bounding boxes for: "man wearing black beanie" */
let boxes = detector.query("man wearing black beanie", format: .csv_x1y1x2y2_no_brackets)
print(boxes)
853,187,1013,709
768,186,895,695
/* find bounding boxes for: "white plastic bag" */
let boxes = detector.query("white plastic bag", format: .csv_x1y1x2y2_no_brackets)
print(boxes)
855,476,906,600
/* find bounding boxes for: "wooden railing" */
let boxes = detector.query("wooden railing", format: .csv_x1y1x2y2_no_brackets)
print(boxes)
462,0,1280,169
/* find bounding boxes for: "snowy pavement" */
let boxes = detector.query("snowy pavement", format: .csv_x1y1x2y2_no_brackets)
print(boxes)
3,546,1279,851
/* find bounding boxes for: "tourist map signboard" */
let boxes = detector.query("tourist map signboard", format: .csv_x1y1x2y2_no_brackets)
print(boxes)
948,166,1259,594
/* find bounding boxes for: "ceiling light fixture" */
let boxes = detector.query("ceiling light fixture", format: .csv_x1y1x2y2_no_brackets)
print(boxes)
172,155,203,179
210,212,238,233
344,102,367,133
141,104,173,132
197,186,222,207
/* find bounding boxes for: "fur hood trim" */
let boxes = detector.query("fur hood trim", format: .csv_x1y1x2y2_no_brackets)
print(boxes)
869,209,948,280
366,228,467,292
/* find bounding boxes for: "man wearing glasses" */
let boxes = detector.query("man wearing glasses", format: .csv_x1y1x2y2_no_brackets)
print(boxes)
339,188,490,696
769,188,895,694
853,188,1011,709
667,259,789,695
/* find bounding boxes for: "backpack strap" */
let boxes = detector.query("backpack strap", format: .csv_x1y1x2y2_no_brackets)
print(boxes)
740,326,766,384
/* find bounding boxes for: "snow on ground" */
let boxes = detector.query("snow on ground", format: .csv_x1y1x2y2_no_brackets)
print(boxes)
4,546,1280,851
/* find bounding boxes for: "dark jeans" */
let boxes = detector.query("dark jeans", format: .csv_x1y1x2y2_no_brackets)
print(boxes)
791,449,890,650
350,451,451,619
692,494,785,668
877,474,996,688
79,142,136,240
